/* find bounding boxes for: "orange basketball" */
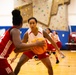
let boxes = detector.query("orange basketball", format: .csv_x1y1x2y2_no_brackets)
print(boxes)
31,38,47,54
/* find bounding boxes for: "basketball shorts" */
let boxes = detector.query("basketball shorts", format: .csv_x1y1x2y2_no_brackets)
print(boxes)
0,59,13,75
23,50,49,60
56,41,62,48
47,43,56,52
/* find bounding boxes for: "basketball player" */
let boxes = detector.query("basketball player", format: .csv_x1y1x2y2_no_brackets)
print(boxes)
0,9,45,75
45,28,59,64
52,31,65,58
11,17,59,75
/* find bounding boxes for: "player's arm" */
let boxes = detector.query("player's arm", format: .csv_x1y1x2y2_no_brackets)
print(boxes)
43,30,59,50
51,33,56,42
14,32,29,52
11,28,30,49
11,28,45,53
22,31,28,43
10,32,28,63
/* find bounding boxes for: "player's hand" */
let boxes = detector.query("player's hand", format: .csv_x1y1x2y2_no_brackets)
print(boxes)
9,57,16,64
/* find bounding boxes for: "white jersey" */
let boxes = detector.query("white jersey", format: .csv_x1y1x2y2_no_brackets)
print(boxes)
53,34,60,43
47,33,52,44
27,27,44,43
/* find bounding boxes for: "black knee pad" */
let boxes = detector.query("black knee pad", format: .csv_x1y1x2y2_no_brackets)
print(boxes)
52,52,56,54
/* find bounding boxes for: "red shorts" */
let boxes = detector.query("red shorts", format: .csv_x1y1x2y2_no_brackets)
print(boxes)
56,41,62,48
47,43,56,52
0,59,13,75
23,50,49,60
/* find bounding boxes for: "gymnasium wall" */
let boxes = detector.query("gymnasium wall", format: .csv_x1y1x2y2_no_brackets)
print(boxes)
14,0,70,31
0,0,14,26
54,30,70,50
0,0,76,50
0,26,71,50
68,0,76,26
0,25,76,49
0,26,28,39
12,0,70,49
1,26,75,50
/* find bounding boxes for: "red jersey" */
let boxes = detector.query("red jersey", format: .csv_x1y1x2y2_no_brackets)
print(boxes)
0,27,15,58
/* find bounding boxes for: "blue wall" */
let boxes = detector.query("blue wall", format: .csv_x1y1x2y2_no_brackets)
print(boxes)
20,28,28,39
54,30,69,50
71,26,76,32
0,26,76,50
0,26,28,39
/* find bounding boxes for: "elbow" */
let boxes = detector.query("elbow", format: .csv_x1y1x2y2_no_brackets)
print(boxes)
14,42,23,49
15,45,22,49
14,48,20,53
14,49,18,53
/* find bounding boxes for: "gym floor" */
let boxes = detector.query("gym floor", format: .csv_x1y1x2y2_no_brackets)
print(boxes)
8,50,76,75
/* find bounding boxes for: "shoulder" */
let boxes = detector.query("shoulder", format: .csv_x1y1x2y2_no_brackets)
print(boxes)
27,28,31,34
10,28,20,35
49,33,52,35
38,27,43,33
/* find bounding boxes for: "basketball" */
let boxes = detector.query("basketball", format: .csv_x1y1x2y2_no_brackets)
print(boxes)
31,38,47,54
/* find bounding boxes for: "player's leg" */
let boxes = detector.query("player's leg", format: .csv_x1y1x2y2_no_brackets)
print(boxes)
41,57,53,75
56,42,65,58
14,50,35,75
52,52,59,64
14,54,29,75
8,72,15,75
50,44,59,64
38,52,53,75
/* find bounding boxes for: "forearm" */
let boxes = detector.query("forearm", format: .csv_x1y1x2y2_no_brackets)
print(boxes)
14,47,31,53
51,39,59,50
16,42,36,49
47,36,59,50
15,40,45,53
14,43,35,53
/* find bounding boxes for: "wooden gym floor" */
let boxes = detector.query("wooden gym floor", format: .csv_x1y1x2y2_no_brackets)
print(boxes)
8,50,76,75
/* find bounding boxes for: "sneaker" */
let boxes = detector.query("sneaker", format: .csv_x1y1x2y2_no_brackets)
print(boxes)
34,55,39,61
56,60,59,64
61,55,65,58
47,51,51,55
